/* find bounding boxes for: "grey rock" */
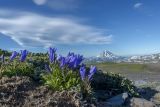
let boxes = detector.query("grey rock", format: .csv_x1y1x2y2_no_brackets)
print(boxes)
155,86,160,92
130,97,156,107
152,92,160,105
135,80,147,86
106,92,128,106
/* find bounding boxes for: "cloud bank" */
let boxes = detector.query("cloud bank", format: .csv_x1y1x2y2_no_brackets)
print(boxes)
0,10,112,48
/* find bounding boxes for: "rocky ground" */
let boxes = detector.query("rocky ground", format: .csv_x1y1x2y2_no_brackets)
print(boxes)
0,76,160,107
106,74,160,107
97,83,160,107
124,71,160,107
0,76,96,107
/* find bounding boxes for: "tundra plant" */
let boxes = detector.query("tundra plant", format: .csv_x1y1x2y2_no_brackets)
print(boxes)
0,47,97,97
1,50,34,77
42,47,97,93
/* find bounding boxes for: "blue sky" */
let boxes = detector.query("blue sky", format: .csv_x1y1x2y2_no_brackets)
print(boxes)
0,0,160,57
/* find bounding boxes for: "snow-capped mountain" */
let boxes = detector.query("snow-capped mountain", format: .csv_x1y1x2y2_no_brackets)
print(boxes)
127,53,160,63
85,50,126,63
98,50,118,59
85,50,160,63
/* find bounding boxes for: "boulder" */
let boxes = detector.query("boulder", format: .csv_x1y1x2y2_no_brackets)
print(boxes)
106,92,128,106
152,92,160,105
155,86,160,92
130,97,156,107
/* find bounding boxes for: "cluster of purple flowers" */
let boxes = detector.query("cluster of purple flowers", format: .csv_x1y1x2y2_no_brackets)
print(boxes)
58,52,83,69
48,48,83,69
80,65,97,81
0,47,97,81
48,47,97,80
0,50,28,62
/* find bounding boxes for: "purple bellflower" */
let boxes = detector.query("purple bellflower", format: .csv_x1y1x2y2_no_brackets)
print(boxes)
20,50,28,62
49,47,56,63
66,53,83,69
60,57,66,68
68,56,77,68
73,55,83,68
79,66,86,80
88,65,97,80
10,51,17,61
57,55,67,68
65,52,74,63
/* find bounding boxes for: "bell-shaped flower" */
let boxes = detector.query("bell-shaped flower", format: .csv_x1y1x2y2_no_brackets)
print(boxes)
20,50,28,62
65,52,74,64
10,51,17,61
88,65,97,80
49,47,56,63
69,56,77,68
74,54,83,68
60,57,66,68
66,53,83,69
79,66,86,80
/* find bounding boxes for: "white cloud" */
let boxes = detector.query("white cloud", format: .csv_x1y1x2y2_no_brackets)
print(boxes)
134,3,143,9
33,0,47,5
0,10,112,48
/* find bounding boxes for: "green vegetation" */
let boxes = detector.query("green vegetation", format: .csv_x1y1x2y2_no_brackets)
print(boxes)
89,62,148,73
0,49,11,56
1,62,34,77
42,64,81,91
91,72,139,101
0,48,138,102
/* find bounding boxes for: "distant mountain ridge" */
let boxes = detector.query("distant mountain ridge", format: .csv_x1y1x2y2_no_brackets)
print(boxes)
85,50,160,63
97,50,118,59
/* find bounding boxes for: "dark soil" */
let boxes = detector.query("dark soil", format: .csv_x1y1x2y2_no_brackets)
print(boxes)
0,76,90,107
